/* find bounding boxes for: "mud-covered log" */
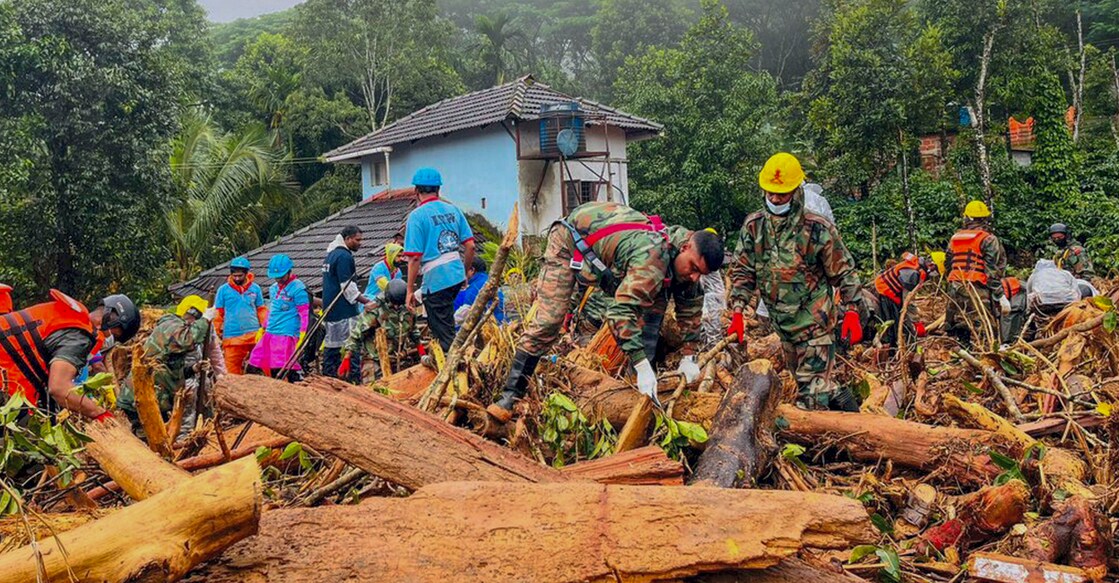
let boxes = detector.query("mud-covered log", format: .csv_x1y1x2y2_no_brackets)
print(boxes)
1023,497,1112,582
776,405,1006,486
691,359,781,488
0,457,261,583
560,445,684,486
82,416,190,500
185,481,874,583
215,374,567,489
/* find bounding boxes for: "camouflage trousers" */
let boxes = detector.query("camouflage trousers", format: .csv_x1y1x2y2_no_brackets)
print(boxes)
780,333,836,407
945,284,999,347
519,225,579,356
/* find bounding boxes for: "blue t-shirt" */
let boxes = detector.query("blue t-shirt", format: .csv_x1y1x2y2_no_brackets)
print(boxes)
363,261,402,299
265,279,310,337
322,246,358,322
403,198,473,294
214,281,264,338
454,272,505,324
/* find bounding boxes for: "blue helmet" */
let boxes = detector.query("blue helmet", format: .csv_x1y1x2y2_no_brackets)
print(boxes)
267,254,294,279
412,167,442,187
230,256,251,270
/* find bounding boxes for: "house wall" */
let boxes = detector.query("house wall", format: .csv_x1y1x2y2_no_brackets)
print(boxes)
360,125,520,229
517,124,632,235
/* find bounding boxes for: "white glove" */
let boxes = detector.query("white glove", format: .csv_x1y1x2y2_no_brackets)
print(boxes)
634,359,661,408
202,307,217,321
677,355,701,384
756,299,769,318
454,304,470,327
999,295,1011,316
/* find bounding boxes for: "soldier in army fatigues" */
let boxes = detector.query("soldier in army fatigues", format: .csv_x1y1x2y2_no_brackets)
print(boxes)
487,201,725,422
337,279,421,382
728,153,864,410
944,201,1008,347
1049,223,1095,279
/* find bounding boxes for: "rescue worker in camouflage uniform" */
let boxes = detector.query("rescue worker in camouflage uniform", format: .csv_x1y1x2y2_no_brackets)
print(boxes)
487,201,725,422
337,279,423,383
944,200,1008,347
727,153,864,410
118,296,221,438
1049,223,1095,279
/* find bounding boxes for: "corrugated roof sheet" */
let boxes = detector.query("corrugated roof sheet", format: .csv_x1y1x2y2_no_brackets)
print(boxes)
169,196,418,300
323,75,663,162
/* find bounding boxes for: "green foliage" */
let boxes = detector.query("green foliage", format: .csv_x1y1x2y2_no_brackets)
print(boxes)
539,392,615,467
590,0,695,99
1,394,91,513
653,410,708,460
1030,71,1079,205
616,0,781,239
209,9,297,67
0,0,209,303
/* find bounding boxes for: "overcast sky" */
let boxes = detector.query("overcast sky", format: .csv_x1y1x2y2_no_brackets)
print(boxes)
199,0,305,23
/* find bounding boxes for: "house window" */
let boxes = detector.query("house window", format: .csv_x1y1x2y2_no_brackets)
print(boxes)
563,181,605,215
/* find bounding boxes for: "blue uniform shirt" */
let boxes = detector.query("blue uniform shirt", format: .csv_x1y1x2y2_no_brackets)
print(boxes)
322,246,358,322
403,197,473,294
214,281,264,338
265,279,309,337
454,272,505,323
363,261,402,299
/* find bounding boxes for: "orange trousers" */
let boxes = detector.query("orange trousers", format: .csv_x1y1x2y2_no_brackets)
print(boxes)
222,333,257,375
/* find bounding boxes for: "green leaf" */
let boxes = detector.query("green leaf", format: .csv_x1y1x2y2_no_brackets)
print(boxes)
999,359,1019,375
848,544,879,563
675,420,708,443
549,393,578,412
988,450,1018,471
298,449,312,471
279,442,302,461
963,381,983,395
1105,311,1117,334
875,548,902,583
254,446,272,461
870,513,894,535
854,379,871,401
0,492,10,517
1052,488,1069,501
1091,296,1114,311
782,443,806,460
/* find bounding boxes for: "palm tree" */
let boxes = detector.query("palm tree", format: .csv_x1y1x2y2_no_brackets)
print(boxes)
167,111,295,279
475,13,525,85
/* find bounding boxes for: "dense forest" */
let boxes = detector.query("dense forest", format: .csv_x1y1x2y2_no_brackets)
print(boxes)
4,0,1119,302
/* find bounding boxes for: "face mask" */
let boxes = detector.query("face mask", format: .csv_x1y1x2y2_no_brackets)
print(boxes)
1053,237,1067,248
766,199,791,216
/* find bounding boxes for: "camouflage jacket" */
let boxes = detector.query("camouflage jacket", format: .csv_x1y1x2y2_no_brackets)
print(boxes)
342,299,420,358
1053,245,1095,279
729,189,863,344
144,314,209,366
564,202,703,359
946,221,1007,301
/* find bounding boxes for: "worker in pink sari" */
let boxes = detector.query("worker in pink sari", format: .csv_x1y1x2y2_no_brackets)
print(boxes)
246,254,309,382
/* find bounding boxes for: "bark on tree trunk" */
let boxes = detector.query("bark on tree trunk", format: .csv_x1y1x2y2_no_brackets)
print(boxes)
131,345,173,458
560,445,683,486
184,481,874,583
0,457,261,583
82,416,190,500
691,359,781,488
975,28,999,208
215,373,567,489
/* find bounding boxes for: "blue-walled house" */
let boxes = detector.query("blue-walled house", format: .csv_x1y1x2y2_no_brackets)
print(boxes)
322,75,663,236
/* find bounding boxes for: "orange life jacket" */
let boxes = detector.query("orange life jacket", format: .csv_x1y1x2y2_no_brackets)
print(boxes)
1002,277,1022,299
875,252,922,305
0,290,98,408
947,230,991,285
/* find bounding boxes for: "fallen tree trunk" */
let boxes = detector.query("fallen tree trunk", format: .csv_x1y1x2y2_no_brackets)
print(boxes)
695,556,870,582
917,481,1028,554
373,363,437,400
131,345,174,458
82,416,190,500
691,359,780,488
560,445,683,486
1023,497,1111,582
215,374,567,489
776,405,1006,486
1017,414,1104,438
558,361,722,428
0,457,261,583
184,481,873,583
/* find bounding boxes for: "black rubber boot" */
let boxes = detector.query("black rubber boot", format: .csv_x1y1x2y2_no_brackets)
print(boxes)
828,386,862,412
487,350,540,422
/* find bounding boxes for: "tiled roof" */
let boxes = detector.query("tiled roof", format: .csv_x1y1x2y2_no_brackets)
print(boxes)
169,196,418,299
323,75,663,162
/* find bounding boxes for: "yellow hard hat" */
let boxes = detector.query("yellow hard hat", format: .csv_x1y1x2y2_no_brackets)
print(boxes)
759,152,806,194
929,251,946,276
963,200,991,218
176,295,208,317
704,227,718,235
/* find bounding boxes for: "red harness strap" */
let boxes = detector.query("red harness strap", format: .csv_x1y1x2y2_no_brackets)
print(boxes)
571,215,667,263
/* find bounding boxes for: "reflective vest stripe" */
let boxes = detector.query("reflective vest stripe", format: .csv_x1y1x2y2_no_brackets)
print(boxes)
947,230,990,284
1,312,48,388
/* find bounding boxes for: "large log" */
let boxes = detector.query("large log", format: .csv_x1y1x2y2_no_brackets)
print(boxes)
215,374,567,489
82,416,190,500
130,345,173,458
0,457,261,583
185,481,874,583
695,557,870,582
560,445,684,486
691,359,781,488
776,405,1007,486
558,361,722,428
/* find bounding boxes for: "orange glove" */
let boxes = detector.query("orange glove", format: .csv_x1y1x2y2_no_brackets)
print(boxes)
915,321,927,338
840,310,863,345
727,312,745,343
337,354,352,378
